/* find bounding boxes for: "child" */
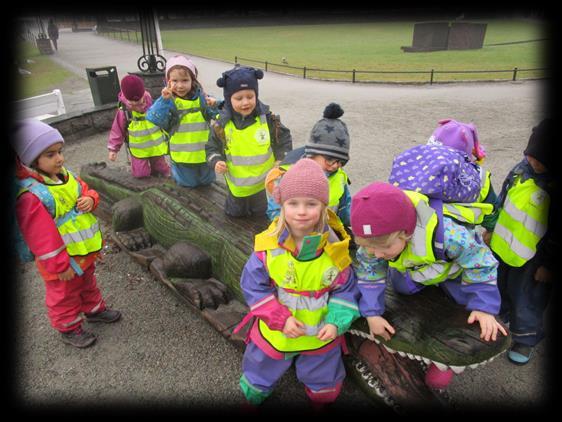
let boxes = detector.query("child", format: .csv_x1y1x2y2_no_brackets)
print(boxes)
148,55,219,187
206,65,293,217
350,181,507,390
427,118,497,229
13,119,121,348
108,74,170,178
265,103,352,226
483,118,557,365
234,159,360,407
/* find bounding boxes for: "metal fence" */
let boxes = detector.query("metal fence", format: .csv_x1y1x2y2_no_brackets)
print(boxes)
235,56,547,84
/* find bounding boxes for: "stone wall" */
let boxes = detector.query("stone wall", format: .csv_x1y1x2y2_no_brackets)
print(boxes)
45,103,117,143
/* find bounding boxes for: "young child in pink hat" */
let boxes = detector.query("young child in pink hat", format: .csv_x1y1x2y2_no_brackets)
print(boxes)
107,74,170,178
147,55,220,187
13,119,121,348
234,158,360,407
350,181,507,390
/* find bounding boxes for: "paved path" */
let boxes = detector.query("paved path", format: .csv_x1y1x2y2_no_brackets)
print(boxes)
15,28,553,414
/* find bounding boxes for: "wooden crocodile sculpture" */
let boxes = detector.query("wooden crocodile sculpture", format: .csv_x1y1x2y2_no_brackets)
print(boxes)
80,162,510,412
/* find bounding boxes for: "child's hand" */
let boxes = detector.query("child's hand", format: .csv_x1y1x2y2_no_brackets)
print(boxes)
214,161,228,174
76,196,94,212
205,95,217,107
108,151,117,161
58,266,75,281
482,230,492,245
534,265,553,283
283,316,306,338
317,323,338,341
467,310,508,342
366,315,395,341
161,83,173,100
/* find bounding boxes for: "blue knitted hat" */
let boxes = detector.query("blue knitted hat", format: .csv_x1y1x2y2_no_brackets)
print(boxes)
216,65,264,106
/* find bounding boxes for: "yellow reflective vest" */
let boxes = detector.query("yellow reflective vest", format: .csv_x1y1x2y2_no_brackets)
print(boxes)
390,190,492,285
17,169,103,258
169,96,210,164
127,109,169,159
254,209,351,352
490,175,549,267
224,114,275,197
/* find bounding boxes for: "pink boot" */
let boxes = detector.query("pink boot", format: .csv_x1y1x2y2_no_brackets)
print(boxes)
424,363,454,389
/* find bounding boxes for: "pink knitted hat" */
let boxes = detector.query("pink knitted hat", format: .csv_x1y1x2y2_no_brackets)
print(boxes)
351,182,416,238
120,74,145,101
273,158,329,205
165,55,198,81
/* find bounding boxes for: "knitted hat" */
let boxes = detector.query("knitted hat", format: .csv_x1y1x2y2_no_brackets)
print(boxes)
273,158,329,205
120,74,145,101
427,119,486,162
216,65,263,105
524,118,554,170
12,119,64,166
165,55,198,81
351,182,416,238
305,103,350,164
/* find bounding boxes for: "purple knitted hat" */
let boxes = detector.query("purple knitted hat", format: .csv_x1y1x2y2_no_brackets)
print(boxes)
12,119,64,166
273,158,329,205
120,74,145,101
427,119,486,161
351,182,416,238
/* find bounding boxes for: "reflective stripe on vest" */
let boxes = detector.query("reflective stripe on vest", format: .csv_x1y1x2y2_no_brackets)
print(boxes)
169,96,209,164
477,168,492,202
390,190,481,286
224,114,274,197
328,168,347,213
258,246,341,353
127,110,169,158
443,201,493,225
490,176,549,267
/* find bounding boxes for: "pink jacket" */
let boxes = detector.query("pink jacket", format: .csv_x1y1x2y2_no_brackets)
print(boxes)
107,90,153,153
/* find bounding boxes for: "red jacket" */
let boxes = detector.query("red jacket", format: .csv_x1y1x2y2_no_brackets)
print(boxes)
15,160,101,281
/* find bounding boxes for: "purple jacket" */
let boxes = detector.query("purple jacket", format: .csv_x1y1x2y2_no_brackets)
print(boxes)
107,91,153,153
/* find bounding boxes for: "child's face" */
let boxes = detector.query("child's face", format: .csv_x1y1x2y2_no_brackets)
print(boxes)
526,155,547,174
230,89,256,117
283,197,323,235
128,97,146,113
35,142,64,178
355,235,407,260
168,68,192,98
310,154,344,173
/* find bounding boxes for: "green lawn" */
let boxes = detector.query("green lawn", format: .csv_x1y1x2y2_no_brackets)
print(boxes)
14,41,79,99
160,19,546,82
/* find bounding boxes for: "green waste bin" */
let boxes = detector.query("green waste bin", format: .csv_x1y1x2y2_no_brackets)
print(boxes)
86,66,120,106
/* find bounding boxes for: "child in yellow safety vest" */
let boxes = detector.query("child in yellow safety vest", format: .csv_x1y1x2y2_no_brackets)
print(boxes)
147,55,220,187
483,118,558,365
350,181,507,390
13,119,121,349
234,159,360,407
108,74,170,178
206,65,293,217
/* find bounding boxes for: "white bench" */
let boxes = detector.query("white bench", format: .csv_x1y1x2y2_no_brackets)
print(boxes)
15,89,66,121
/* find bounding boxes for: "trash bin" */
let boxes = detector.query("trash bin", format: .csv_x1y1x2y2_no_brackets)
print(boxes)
86,66,120,107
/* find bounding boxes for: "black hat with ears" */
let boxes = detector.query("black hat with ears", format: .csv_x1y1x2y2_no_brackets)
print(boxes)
217,65,264,107
524,118,554,170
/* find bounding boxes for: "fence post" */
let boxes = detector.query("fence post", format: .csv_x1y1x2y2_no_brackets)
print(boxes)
235,56,238,65
303,66,307,79
265,61,268,72
352,69,356,83
512,67,518,81
430,69,434,85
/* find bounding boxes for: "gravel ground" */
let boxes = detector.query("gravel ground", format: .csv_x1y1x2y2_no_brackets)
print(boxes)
11,29,555,415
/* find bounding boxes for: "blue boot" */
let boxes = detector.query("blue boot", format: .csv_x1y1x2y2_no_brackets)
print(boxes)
507,343,534,365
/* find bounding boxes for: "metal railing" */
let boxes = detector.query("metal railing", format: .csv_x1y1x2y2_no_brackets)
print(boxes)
97,26,140,44
235,56,547,84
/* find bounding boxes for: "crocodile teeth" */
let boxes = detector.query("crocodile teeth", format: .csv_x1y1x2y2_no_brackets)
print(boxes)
432,361,449,371
383,344,396,354
449,365,466,374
